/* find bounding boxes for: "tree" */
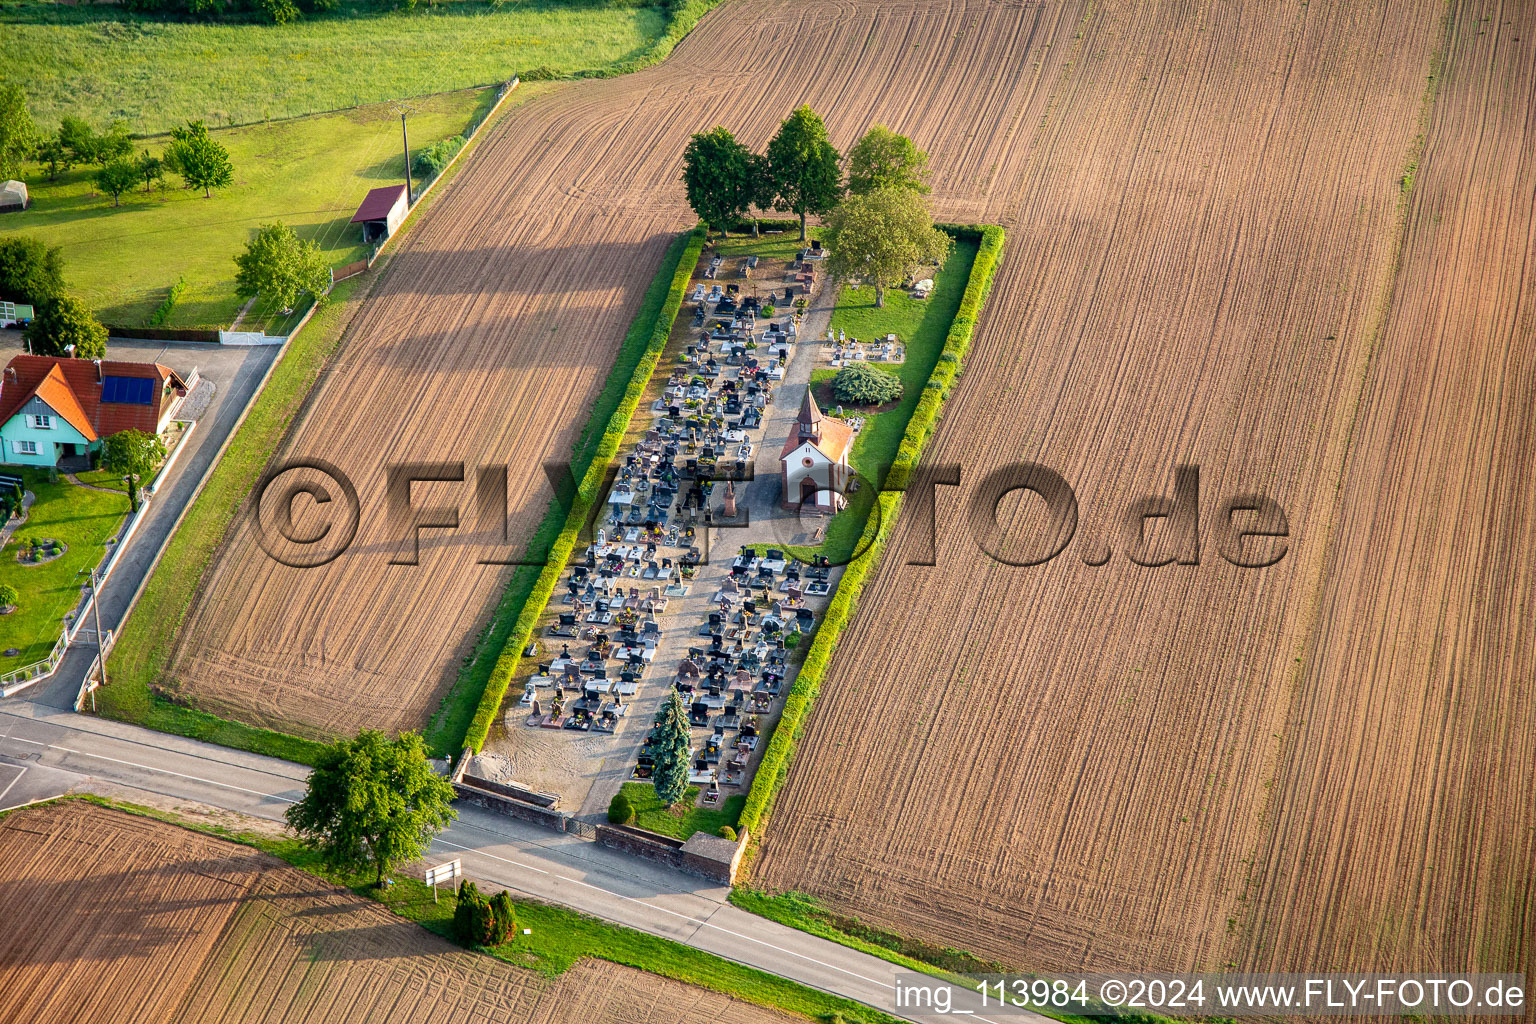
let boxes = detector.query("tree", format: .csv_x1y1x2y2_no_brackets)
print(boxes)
135,150,164,192
24,296,107,359
681,127,758,238
35,136,71,181
845,124,929,196
822,185,951,308
96,121,134,165
766,105,843,241
168,121,233,198
95,159,139,207
234,222,331,313
0,83,37,181
0,583,16,610
285,730,457,888
0,236,66,305
832,363,903,406
100,429,166,512
57,116,99,166
652,691,691,807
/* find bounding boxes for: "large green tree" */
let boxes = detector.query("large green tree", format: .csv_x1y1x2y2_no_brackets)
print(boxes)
681,127,759,238
0,83,36,181
286,730,457,888
0,236,66,305
25,296,107,358
168,121,233,198
822,185,951,308
95,159,140,207
652,690,692,807
100,429,166,512
845,124,929,196
766,105,843,241
234,222,330,313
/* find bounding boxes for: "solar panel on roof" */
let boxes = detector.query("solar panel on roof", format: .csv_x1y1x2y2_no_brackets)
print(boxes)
101,376,154,405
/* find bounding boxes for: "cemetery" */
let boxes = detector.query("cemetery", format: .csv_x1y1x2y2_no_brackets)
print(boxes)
475,231,868,827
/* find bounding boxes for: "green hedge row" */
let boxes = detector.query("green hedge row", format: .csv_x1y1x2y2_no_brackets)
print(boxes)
460,225,707,754
737,224,1006,837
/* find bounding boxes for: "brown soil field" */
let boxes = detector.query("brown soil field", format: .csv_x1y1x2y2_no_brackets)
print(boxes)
145,0,1533,984
159,0,1086,738
0,801,793,1024
756,0,1536,983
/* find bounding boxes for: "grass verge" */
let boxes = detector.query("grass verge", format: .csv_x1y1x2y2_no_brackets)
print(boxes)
0,471,128,664
95,273,370,765
443,226,707,757
37,795,897,1024
618,781,744,840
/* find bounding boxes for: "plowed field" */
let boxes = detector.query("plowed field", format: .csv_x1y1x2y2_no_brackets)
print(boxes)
0,802,792,1024
756,0,1536,982
160,0,1082,738
148,0,1534,983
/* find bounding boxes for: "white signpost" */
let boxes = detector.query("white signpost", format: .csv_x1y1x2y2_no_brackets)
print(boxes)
424,858,462,902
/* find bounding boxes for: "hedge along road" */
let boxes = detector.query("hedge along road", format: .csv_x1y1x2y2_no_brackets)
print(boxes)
138,0,1065,746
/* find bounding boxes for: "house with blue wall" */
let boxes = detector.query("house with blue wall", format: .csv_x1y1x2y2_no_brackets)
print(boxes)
0,355,187,468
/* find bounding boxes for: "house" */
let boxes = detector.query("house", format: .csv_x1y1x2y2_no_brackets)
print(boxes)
779,390,854,513
0,355,187,467
350,184,409,244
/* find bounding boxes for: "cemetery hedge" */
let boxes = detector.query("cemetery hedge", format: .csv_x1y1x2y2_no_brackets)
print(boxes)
737,224,1005,838
457,225,707,756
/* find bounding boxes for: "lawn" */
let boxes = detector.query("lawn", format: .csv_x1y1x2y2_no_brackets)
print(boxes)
813,235,979,563
0,0,667,133
619,782,744,841
0,470,130,665
0,88,499,331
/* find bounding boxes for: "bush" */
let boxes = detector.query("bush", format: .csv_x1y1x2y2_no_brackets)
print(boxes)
717,825,737,841
453,880,514,946
413,135,465,181
518,64,563,81
832,363,902,406
0,584,17,609
608,790,635,824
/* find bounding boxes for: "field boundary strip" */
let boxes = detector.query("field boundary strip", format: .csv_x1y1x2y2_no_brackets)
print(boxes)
735,224,1006,839
451,225,708,757
98,88,532,766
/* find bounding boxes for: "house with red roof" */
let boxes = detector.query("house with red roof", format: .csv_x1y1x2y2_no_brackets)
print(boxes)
779,389,854,512
0,355,187,467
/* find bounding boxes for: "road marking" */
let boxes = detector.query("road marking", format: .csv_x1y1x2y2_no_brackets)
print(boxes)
0,763,25,806
0,707,308,784
0,734,297,804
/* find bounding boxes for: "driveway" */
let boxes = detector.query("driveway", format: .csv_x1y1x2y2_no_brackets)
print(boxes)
0,332,279,708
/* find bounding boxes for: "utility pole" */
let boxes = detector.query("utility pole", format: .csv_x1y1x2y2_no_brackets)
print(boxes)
400,110,413,206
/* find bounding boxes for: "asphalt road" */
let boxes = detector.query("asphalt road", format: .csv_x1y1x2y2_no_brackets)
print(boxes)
0,698,1039,1024
5,338,278,709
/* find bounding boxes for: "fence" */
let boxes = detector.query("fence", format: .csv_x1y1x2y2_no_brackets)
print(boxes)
0,628,67,696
